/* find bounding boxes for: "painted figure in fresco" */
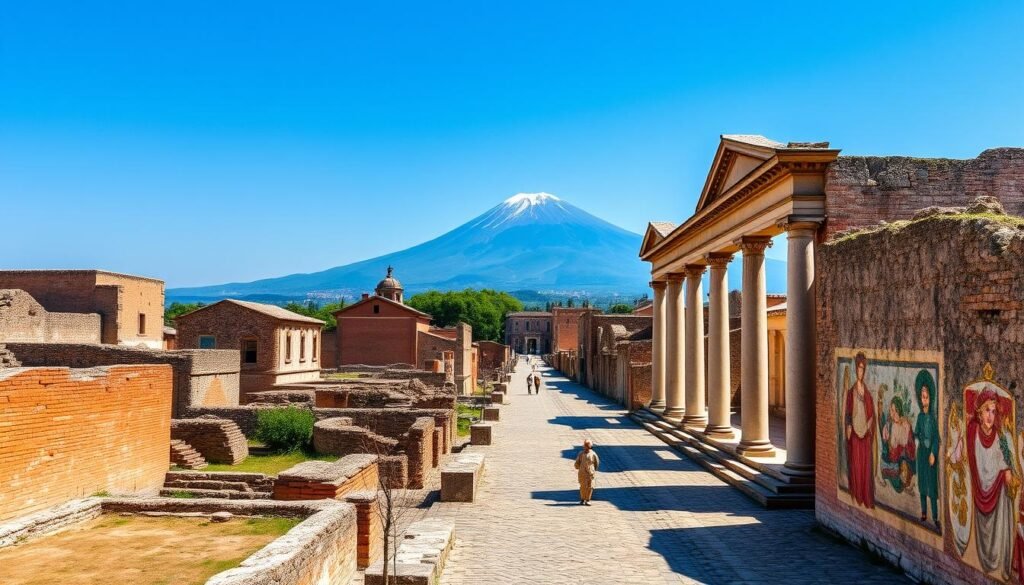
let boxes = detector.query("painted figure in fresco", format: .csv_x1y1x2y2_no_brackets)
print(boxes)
947,404,971,555
880,392,916,492
964,388,1018,580
844,352,875,507
914,370,940,527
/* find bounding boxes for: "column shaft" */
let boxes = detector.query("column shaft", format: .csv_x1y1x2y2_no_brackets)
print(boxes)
783,221,820,475
705,254,734,438
663,275,685,419
682,266,707,426
649,282,667,410
738,237,774,457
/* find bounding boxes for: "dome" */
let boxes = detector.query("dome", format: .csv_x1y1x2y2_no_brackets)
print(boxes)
375,266,404,302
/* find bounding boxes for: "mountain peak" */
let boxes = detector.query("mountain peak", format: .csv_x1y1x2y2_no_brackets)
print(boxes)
503,192,561,205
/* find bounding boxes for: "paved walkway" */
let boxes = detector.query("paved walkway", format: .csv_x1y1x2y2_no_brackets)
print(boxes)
425,360,908,584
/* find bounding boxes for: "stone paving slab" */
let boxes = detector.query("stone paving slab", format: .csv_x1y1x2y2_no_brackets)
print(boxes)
424,360,909,585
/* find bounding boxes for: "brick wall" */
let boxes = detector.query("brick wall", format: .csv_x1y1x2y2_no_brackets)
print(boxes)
406,417,435,489
6,342,240,417
551,308,587,352
816,205,1024,584
824,148,1024,237
476,341,509,371
335,300,425,366
0,289,101,344
171,418,249,464
0,365,172,521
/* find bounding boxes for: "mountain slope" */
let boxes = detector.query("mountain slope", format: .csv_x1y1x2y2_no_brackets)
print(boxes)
167,193,788,302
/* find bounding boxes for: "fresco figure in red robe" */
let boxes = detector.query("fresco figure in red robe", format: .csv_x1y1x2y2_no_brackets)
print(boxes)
844,352,875,508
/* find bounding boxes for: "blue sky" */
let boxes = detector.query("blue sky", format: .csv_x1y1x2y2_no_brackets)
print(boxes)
2,1,1022,287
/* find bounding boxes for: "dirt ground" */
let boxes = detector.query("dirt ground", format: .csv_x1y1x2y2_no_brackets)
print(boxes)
0,514,300,585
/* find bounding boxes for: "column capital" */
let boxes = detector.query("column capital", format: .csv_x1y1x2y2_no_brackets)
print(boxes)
737,235,773,255
650,280,667,291
683,264,706,279
664,272,685,283
705,252,733,267
776,215,824,234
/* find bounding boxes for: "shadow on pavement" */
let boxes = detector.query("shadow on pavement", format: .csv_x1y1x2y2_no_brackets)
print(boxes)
547,415,634,430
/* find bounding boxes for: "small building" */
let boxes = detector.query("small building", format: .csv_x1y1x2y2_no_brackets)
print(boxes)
476,340,510,372
175,299,324,399
551,307,589,353
0,269,165,348
504,311,552,354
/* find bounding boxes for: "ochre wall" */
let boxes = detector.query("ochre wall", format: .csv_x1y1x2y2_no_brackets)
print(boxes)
0,365,172,521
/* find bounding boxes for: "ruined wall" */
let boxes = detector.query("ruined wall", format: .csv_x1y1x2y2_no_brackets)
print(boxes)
477,341,510,371
171,418,249,464
0,365,171,521
551,308,587,352
6,343,240,417
816,202,1024,584
0,289,102,344
824,148,1024,237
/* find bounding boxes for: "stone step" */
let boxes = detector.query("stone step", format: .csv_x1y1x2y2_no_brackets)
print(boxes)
169,439,207,470
163,479,267,493
629,413,813,509
159,488,271,500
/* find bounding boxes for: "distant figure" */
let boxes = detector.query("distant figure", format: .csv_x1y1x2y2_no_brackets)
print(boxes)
574,439,600,505
533,373,541,393
526,374,533,395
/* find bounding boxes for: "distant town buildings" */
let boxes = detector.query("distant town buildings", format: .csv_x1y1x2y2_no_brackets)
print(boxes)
504,311,552,354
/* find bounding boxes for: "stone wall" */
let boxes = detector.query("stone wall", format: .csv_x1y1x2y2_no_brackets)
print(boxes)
6,342,241,417
476,340,509,372
824,148,1024,237
0,289,101,344
0,365,172,521
171,418,249,464
816,201,1024,584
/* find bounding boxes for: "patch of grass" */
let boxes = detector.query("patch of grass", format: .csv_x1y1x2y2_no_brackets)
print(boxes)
456,403,483,437
242,516,302,535
199,556,250,574
203,452,338,476
167,490,198,499
324,372,363,380
254,407,315,453
91,490,111,497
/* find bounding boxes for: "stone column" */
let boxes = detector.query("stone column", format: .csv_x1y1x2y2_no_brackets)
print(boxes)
682,265,707,427
649,281,667,410
663,273,686,419
781,218,821,475
704,253,734,438
737,236,774,457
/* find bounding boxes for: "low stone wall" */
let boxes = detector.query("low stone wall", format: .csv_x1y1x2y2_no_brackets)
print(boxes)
406,417,436,489
245,389,315,405
342,491,382,569
162,470,274,499
378,454,409,489
365,519,455,585
441,451,486,503
0,497,359,585
313,417,400,456
171,418,249,465
274,454,380,501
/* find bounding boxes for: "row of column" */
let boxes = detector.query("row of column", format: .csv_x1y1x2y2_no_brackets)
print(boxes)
647,219,818,476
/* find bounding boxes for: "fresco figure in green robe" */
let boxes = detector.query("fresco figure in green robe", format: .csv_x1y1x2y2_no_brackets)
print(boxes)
914,369,940,527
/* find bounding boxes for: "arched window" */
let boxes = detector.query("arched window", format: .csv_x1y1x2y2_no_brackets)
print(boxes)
300,331,307,361
285,331,293,362
312,333,318,362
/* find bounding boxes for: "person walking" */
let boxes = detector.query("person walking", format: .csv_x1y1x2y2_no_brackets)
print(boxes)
533,373,542,394
526,373,533,395
574,439,600,505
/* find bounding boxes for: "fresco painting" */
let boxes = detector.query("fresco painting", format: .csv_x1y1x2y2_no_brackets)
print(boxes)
836,350,942,534
947,363,1024,583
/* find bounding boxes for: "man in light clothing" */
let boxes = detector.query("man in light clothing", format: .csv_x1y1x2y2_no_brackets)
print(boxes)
574,439,600,505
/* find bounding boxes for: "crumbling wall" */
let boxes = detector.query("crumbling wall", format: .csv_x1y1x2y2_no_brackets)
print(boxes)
0,289,101,344
171,418,249,464
825,148,1024,236
816,198,1024,584
0,365,171,521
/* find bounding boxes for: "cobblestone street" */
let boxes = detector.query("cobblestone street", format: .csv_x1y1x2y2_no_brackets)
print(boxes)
426,360,909,584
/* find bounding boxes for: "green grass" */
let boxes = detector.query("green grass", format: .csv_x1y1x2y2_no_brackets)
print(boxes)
167,490,198,499
241,516,302,535
324,372,363,380
202,452,339,476
456,403,483,437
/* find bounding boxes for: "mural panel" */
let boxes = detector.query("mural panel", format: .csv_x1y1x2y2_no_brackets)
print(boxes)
835,349,942,535
947,363,1024,583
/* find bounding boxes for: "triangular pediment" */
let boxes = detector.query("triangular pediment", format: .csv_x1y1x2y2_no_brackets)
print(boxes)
695,135,784,212
639,221,676,259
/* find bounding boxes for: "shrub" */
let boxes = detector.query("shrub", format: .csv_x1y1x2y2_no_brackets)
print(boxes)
255,407,315,453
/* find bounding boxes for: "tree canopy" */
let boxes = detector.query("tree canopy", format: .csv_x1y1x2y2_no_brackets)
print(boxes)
407,289,523,342
607,303,634,314
283,300,346,331
164,301,204,326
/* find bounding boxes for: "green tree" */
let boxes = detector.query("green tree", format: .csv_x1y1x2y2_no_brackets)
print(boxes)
283,300,346,331
164,302,205,326
607,303,634,314
407,289,523,342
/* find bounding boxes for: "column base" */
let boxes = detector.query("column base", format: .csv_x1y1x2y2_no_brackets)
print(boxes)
648,400,666,411
736,440,776,458
704,424,735,439
681,414,707,428
783,462,816,478
662,407,685,420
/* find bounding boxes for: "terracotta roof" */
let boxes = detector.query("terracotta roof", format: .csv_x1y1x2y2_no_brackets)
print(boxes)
767,302,787,315
226,299,324,324
650,222,676,237
333,294,432,319
506,311,553,317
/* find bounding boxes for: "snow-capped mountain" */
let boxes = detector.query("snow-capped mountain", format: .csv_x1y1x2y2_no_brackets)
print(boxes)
167,193,653,302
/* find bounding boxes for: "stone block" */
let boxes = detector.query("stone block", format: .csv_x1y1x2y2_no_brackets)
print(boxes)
482,407,500,421
493,382,508,394
490,391,504,404
365,519,455,585
470,423,492,446
440,452,485,502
